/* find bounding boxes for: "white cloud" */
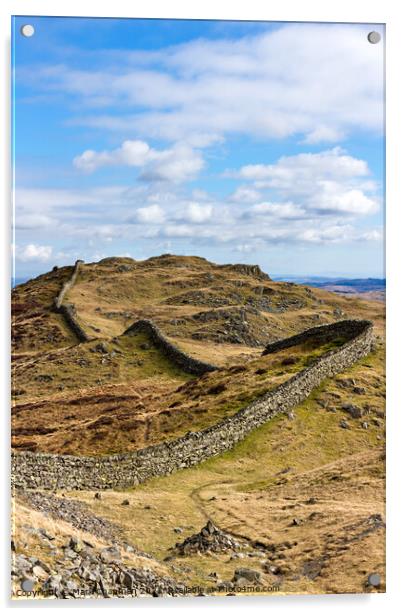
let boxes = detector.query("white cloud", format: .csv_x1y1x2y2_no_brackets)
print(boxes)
132,204,165,224
74,140,151,172
74,140,204,183
360,229,383,241
236,147,369,184
230,186,262,203
180,202,213,224
231,147,379,216
245,201,306,219
139,144,203,183
296,225,383,244
233,243,257,254
36,23,383,145
160,224,197,238
15,243,53,262
302,126,345,145
310,183,378,215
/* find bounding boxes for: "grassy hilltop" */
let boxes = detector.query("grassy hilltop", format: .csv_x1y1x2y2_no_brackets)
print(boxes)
11,255,385,596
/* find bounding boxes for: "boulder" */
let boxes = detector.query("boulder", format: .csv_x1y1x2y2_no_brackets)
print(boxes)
232,568,261,583
341,404,363,419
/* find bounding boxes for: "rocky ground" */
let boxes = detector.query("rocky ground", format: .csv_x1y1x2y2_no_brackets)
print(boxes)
12,494,186,599
12,535,184,599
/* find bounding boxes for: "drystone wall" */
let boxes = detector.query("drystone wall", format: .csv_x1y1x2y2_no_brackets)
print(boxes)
124,319,218,375
53,260,84,309
53,260,90,343
263,319,369,355
11,319,374,492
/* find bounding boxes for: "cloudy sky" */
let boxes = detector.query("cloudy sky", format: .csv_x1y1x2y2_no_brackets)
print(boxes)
12,17,385,278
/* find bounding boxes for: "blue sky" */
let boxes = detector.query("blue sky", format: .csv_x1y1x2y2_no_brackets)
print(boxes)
12,16,385,278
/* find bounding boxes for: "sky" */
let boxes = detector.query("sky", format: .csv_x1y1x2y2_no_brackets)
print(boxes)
12,16,385,279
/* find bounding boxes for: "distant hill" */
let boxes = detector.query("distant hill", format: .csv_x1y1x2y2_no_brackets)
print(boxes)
274,276,385,301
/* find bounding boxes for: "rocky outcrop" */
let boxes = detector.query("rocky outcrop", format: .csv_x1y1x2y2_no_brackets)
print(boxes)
53,260,90,343
123,319,218,375
217,263,271,281
190,306,269,347
11,319,374,492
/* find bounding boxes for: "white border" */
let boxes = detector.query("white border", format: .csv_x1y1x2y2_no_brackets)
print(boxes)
1,1,401,614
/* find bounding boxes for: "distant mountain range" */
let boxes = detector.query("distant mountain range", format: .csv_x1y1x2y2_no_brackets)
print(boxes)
274,277,385,301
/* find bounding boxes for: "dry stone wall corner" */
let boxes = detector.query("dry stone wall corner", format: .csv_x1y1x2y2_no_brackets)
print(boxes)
123,319,217,376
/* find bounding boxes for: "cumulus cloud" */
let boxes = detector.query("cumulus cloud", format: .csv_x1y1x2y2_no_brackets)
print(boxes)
74,140,204,183
131,204,165,224
16,138,382,265
230,147,379,216
74,140,151,172
180,202,213,224
235,147,369,183
14,243,53,262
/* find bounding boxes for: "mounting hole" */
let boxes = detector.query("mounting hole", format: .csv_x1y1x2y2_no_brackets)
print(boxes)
368,572,381,587
21,578,35,592
367,31,381,44
21,24,35,38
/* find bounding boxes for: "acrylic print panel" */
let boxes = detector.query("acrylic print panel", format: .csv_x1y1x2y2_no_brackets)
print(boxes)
11,16,385,599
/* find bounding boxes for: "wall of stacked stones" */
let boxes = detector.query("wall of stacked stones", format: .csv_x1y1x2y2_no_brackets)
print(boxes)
124,319,217,375
11,319,374,492
263,319,370,354
53,260,84,309
53,260,90,343
57,304,90,343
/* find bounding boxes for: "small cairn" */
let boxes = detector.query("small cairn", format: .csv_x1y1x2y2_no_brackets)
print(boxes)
172,520,241,555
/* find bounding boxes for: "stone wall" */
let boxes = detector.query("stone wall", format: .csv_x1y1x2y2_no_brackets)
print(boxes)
11,319,374,492
53,260,84,309
53,260,90,343
123,319,218,375
263,319,369,355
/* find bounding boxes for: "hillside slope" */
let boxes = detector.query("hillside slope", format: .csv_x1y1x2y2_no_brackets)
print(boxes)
11,255,385,596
